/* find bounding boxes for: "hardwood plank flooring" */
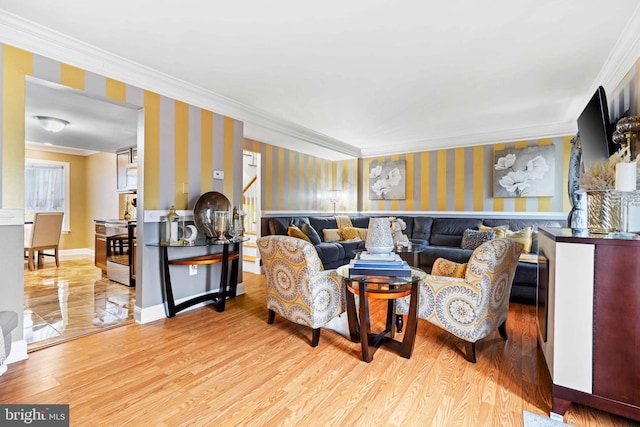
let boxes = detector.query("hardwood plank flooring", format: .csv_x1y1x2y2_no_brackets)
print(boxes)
24,256,135,351
2,272,637,426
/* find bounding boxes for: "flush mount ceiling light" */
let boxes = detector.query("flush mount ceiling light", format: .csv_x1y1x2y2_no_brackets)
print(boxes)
34,116,69,132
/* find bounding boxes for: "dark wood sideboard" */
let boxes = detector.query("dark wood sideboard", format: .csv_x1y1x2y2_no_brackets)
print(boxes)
538,228,640,422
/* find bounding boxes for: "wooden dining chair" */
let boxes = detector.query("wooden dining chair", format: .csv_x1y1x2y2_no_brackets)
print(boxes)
24,212,64,271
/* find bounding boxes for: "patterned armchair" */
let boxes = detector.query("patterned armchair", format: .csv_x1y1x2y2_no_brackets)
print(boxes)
256,235,345,347
396,238,523,362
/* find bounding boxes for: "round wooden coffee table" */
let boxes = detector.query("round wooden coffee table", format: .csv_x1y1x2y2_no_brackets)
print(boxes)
337,265,426,363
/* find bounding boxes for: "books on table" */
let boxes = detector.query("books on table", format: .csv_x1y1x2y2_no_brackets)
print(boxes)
349,252,411,277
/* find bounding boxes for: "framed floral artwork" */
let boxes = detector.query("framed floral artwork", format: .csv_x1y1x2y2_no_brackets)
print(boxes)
493,145,555,197
369,160,406,200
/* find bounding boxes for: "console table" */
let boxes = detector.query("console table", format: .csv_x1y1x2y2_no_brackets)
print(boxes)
337,265,426,363
538,228,640,422
149,238,245,317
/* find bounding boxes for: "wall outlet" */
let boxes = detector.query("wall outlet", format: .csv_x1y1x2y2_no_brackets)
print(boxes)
213,170,224,180
189,265,198,276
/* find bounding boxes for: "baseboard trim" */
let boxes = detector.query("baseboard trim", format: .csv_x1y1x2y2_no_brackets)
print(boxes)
6,340,28,364
135,283,246,324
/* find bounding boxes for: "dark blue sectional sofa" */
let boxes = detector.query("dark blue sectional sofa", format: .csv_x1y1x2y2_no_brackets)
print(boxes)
261,215,565,304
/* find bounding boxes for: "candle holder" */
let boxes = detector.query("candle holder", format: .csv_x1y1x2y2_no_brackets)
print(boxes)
611,190,640,237
213,210,230,243
161,206,184,245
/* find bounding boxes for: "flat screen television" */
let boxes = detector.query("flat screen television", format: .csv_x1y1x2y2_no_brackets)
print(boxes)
577,86,613,167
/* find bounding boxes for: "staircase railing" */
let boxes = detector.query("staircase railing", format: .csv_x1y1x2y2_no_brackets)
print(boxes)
242,174,258,235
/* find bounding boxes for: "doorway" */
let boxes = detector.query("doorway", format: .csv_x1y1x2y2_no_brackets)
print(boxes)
24,77,140,351
242,150,261,274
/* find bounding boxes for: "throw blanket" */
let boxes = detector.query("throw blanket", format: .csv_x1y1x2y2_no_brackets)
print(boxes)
335,215,353,229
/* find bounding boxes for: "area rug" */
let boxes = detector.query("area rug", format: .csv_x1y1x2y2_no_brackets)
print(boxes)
523,411,572,427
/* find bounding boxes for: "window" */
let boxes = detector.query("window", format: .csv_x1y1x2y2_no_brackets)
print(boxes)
25,159,70,232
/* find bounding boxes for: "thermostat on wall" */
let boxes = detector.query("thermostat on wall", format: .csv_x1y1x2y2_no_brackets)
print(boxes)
213,170,224,180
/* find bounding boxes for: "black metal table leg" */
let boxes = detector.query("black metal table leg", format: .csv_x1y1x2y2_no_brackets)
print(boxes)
162,246,177,318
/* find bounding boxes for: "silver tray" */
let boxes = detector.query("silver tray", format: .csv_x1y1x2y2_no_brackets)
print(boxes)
193,191,231,238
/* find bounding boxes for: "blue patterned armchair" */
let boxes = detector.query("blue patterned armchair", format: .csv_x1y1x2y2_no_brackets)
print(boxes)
396,238,523,362
256,235,345,347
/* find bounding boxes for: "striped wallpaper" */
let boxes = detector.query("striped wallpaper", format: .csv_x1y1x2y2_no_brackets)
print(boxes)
0,43,243,212
609,58,640,123
244,138,359,212
246,136,574,214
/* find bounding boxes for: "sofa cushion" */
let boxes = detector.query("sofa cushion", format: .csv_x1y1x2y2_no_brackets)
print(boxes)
338,227,365,241
301,223,321,245
269,217,310,235
340,240,366,260
309,217,339,239
461,229,495,250
412,216,433,242
429,218,482,247
350,216,370,228
479,224,508,238
432,258,467,278
483,219,562,232
505,226,533,253
322,228,341,242
313,242,345,265
287,225,310,242
512,261,538,286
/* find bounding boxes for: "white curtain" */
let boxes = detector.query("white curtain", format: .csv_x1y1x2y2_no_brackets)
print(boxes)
25,163,64,212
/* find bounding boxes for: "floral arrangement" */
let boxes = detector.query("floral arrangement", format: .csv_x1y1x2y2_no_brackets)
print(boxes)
389,216,406,233
580,146,640,190
494,153,549,196
370,165,402,199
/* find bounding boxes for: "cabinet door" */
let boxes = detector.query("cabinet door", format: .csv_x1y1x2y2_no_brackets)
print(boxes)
95,235,107,273
116,150,130,191
593,243,640,406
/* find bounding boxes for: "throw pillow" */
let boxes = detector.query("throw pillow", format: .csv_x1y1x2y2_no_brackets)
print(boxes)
287,225,310,242
356,227,368,240
322,228,341,243
337,227,362,241
505,226,533,253
431,258,467,278
460,229,496,250
301,223,321,245
479,224,508,238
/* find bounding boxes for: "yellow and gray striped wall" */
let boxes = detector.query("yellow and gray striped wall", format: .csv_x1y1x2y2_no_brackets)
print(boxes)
1,43,243,212
246,136,573,214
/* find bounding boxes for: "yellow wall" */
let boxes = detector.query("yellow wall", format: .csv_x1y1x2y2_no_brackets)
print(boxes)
25,149,87,249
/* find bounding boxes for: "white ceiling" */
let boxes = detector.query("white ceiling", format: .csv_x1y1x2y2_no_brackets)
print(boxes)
25,78,138,154
2,1,640,159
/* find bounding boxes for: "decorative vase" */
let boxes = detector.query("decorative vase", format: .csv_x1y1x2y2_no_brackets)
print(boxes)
365,217,394,254
392,230,403,246
586,190,620,233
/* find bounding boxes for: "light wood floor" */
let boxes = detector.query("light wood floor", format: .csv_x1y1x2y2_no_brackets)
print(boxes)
24,256,135,351
2,272,637,426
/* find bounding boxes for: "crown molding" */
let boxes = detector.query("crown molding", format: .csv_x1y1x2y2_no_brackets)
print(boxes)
359,120,577,157
0,12,360,158
26,141,99,157
1,10,637,160
593,4,640,96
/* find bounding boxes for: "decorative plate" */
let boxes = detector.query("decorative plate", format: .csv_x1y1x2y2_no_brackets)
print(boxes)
193,191,231,238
